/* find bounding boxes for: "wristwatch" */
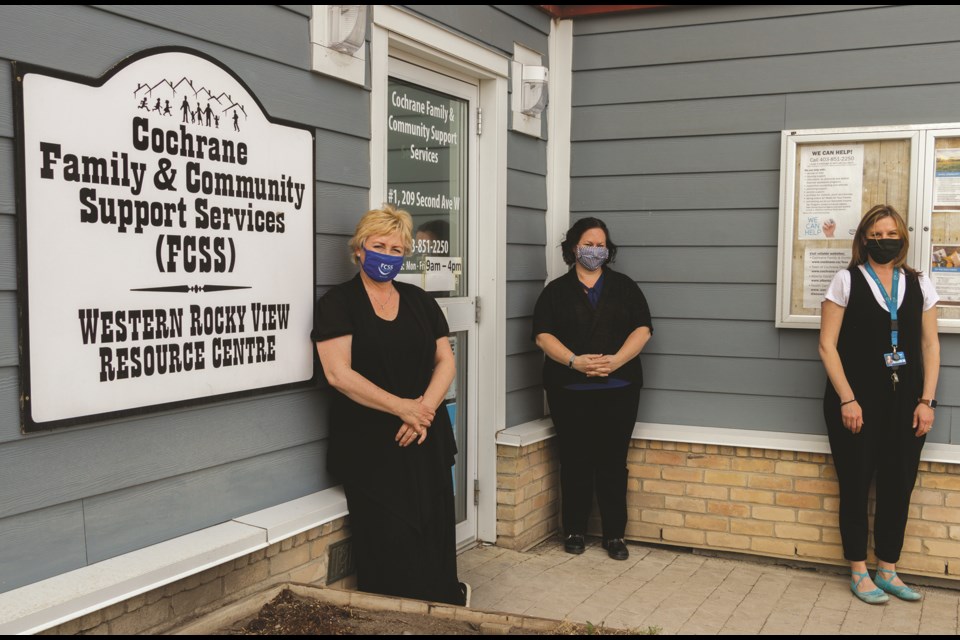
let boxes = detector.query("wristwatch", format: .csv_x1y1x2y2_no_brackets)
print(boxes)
917,398,938,408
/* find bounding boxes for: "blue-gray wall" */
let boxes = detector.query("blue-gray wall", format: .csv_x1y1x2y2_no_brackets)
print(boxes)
0,5,551,594
570,5,960,441
405,5,551,428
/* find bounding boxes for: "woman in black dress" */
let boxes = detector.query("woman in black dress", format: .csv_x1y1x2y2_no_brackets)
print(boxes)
532,217,653,560
819,204,940,605
313,205,467,605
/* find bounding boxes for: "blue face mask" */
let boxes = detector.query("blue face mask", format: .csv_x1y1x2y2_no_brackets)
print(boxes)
361,249,404,282
576,245,609,271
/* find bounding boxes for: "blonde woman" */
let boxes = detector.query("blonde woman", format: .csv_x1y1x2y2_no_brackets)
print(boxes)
312,205,468,606
819,204,940,605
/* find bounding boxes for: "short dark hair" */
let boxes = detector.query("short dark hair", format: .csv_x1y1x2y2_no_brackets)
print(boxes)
416,218,449,241
560,217,617,266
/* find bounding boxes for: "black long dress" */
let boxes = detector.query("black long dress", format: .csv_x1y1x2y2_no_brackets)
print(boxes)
312,274,461,604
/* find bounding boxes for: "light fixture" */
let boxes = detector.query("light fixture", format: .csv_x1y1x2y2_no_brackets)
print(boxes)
327,5,367,55
520,65,549,117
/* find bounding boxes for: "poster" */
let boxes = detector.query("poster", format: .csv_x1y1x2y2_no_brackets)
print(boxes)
931,245,960,305
17,49,315,427
803,248,852,309
934,148,960,211
797,144,864,240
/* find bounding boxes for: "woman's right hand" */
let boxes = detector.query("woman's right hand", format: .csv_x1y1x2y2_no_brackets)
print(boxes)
396,396,435,429
841,400,863,434
572,354,609,377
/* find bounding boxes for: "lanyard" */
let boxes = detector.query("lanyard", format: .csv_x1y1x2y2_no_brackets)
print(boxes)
863,263,899,350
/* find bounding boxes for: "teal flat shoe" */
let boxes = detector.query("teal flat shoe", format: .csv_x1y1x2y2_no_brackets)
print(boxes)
850,570,889,605
875,567,922,601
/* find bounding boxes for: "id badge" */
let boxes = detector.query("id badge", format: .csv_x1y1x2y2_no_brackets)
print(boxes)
884,351,906,368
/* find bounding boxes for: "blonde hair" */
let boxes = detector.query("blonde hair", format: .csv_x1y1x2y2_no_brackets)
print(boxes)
348,205,413,264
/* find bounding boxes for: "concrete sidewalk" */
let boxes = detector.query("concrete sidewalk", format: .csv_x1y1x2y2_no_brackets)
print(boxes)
456,537,960,635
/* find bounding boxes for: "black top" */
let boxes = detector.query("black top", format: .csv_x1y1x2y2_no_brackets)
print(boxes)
532,266,653,388
312,275,456,526
825,267,924,425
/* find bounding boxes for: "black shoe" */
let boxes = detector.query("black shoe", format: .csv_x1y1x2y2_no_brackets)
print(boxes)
602,538,629,560
564,534,585,555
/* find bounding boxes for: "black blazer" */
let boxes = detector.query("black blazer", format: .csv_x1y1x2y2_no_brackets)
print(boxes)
532,266,652,388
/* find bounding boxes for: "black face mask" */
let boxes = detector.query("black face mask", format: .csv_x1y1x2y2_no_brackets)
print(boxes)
865,238,903,265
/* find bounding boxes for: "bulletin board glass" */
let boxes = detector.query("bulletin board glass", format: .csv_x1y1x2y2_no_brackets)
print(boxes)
777,128,921,329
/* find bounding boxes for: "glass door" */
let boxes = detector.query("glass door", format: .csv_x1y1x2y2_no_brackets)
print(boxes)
386,58,479,545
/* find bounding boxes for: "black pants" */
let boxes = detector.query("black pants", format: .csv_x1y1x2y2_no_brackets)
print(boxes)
546,384,640,539
825,398,925,563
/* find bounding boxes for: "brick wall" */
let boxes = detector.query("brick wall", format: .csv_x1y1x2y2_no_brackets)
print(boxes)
603,440,960,578
496,439,560,551
39,518,353,635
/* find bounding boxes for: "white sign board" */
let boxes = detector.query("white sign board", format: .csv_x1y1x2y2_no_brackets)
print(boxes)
16,48,315,428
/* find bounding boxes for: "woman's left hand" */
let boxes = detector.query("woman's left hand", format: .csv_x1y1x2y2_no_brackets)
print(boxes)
396,422,428,446
913,403,935,438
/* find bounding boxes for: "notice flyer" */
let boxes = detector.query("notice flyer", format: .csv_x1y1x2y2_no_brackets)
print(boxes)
803,248,852,309
931,245,960,305
797,144,864,240
934,148,960,211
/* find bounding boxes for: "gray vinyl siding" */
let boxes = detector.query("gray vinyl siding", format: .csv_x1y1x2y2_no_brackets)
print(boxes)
570,5,960,442
0,4,361,593
406,5,551,427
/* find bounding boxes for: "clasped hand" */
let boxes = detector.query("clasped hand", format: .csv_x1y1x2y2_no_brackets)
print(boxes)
395,396,434,447
574,354,618,377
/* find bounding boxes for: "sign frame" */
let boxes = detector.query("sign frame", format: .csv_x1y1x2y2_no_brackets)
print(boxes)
13,47,317,432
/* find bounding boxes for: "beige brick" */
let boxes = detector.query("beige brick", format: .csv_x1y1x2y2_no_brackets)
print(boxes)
102,602,127,622
662,527,705,545
897,553,946,575
820,465,838,480
752,506,796,522
270,543,312,575
628,463,662,479
751,538,795,556
731,458,776,473
289,560,327,584
625,522,662,541
779,450,796,460
703,470,748,486
796,543,844,561
645,450,687,465
685,455,731,470
663,442,678,451
904,521,948,539
747,474,792,491
944,492,960,508
125,594,147,613
823,497,840,512
664,496,706,513
265,542,282,558
706,532,751,550
729,488,775,505
643,479,685,496
912,488,944,506
686,484,728,500
948,561,960,576
774,523,821,541
922,539,960,558
794,479,840,495
690,444,706,453
922,506,960,524
707,502,750,518
798,510,839,527
685,514,728,532
822,528,843,544
109,600,174,636
921,474,960,491
641,509,684,526
730,519,774,536
77,609,103,632
223,559,270,595
628,492,665,509
662,467,704,482
775,493,821,509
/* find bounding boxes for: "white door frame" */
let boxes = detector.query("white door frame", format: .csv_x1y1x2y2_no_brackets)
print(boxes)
370,5,507,544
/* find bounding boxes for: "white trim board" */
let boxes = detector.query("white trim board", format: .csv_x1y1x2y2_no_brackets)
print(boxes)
497,420,960,464
0,487,348,636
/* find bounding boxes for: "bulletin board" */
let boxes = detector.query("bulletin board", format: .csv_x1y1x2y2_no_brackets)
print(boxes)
923,131,960,323
777,127,921,329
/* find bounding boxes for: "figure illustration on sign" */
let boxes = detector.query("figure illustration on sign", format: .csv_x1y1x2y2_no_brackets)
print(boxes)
181,95,190,122
233,110,240,132
204,102,213,126
214,115,220,129
152,98,163,113
195,102,203,124
138,96,150,110
822,218,836,238
162,100,172,116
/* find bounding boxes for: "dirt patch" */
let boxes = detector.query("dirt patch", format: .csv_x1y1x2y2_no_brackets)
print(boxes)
216,589,656,635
